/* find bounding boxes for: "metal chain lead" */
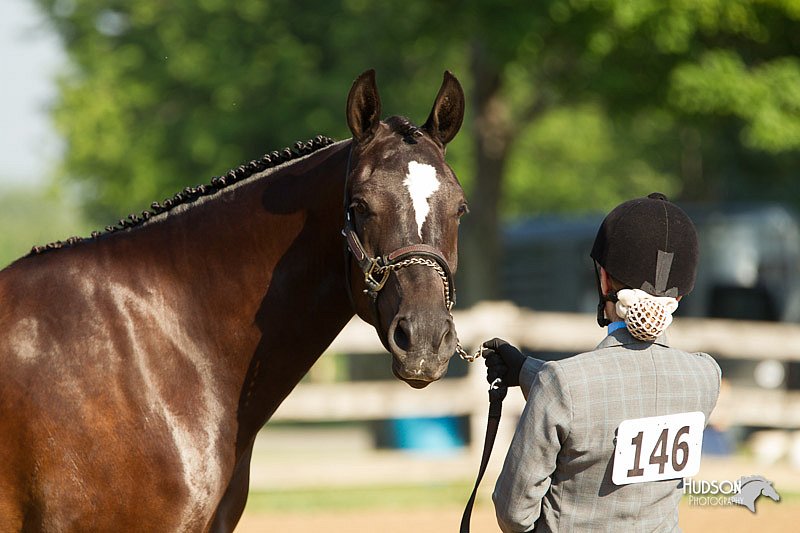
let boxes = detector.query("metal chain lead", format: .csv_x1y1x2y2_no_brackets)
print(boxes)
374,258,481,362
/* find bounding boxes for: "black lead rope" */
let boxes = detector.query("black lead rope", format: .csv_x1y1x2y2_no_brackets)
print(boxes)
460,378,508,533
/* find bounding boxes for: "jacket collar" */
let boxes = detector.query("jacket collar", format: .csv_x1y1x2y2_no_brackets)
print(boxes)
596,326,670,350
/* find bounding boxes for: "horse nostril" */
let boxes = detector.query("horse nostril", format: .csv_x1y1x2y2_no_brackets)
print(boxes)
393,318,412,353
438,319,456,351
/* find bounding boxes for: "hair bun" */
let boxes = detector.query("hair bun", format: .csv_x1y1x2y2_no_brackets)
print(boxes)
614,289,680,342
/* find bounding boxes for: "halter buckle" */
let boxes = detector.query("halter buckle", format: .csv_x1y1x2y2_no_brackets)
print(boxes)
363,257,391,297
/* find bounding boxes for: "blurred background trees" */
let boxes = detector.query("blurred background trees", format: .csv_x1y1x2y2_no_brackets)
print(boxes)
18,0,800,300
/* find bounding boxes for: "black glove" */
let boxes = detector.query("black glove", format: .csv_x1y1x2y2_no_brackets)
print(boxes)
482,337,525,387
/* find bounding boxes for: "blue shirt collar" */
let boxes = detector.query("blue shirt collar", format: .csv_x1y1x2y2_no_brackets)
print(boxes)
607,320,627,335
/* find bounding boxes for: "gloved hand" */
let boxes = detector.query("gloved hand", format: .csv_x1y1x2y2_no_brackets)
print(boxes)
482,337,525,387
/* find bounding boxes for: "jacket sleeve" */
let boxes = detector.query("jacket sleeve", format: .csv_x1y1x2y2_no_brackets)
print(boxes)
698,352,723,422
519,356,546,399
493,361,572,533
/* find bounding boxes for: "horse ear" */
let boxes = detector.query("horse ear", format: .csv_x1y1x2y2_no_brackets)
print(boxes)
422,71,465,147
347,69,382,142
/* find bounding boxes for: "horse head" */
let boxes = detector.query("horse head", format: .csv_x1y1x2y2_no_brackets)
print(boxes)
343,69,466,389
732,476,781,512
759,479,781,503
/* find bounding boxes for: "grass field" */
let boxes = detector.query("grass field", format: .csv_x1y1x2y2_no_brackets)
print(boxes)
235,484,797,532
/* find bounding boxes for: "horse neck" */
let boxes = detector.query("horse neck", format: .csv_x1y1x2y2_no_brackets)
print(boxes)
140,140,355,445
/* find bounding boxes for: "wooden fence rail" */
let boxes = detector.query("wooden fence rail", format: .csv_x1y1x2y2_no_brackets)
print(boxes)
272,302,800,435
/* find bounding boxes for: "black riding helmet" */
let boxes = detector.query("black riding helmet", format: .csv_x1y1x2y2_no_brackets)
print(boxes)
590,192,699,326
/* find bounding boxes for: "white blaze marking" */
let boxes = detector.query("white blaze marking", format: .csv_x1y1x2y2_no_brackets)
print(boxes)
403,161,440,240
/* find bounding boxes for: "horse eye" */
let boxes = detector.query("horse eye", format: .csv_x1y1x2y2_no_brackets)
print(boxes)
351,199,369,216
457,203,469,218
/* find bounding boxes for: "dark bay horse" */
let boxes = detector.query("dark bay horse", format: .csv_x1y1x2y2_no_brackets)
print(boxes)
0,70,466,532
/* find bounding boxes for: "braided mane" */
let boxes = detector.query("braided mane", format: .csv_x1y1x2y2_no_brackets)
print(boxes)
29,135,336,256
385,116,423,142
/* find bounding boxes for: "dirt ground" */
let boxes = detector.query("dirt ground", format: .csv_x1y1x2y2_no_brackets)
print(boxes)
241,432,797,532
235,500,795,532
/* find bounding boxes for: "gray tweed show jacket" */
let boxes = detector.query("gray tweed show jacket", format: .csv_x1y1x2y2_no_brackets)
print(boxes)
493,327,721,533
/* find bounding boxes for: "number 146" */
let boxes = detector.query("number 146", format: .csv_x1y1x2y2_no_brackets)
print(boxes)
627,425,691,477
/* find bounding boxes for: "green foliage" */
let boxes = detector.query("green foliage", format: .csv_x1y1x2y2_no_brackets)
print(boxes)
497,0,800,213
30,0,800,227
505,104,679,216
671,53,800,152
35,0,466,222
617,0,800,204
0,185,91,268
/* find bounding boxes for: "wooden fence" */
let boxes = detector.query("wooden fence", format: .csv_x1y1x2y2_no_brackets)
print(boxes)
270,302,800,446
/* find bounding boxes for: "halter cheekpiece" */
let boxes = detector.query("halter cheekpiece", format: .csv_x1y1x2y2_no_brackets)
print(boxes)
342,210,456,307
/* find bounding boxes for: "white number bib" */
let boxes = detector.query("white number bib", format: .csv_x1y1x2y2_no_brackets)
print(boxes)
612,411,705,486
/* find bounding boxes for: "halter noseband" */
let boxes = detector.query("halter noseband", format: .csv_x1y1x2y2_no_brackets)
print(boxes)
341,143,471,359
342,211,456,307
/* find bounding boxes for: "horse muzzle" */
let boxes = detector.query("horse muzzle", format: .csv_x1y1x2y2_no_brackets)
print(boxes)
387,312,455,387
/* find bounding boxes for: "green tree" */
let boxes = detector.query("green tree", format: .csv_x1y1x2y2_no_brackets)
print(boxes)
428,0,800,301
34,0,800,303
36,0,466,221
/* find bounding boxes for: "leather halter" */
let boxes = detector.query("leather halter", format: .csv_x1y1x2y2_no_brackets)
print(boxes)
341,144,457,315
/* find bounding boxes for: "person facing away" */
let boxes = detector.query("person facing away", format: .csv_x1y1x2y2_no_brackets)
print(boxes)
483,193,721,532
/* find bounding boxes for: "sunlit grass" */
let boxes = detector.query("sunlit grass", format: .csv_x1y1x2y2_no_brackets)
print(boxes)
243,482,799,515
244,482,476,513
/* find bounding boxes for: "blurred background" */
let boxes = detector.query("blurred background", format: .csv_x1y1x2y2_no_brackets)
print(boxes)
2,0,799,531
